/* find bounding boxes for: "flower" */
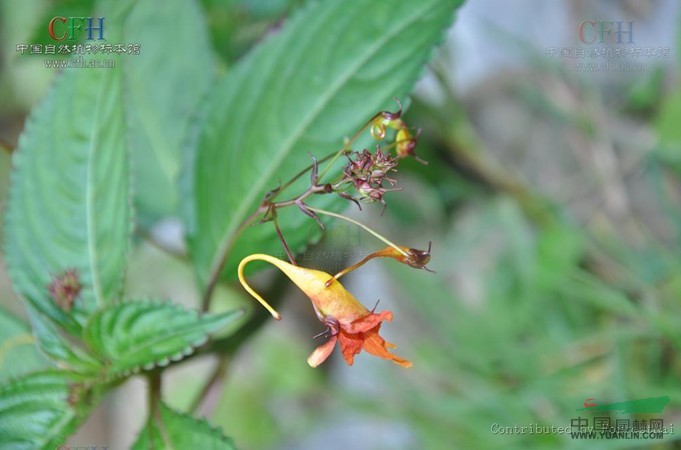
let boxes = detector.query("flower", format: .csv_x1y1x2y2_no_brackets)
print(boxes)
238,254,412,368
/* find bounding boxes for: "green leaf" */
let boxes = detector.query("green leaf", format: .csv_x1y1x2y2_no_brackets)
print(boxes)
123,0,215,224
4,63,131,333
83,300,243,376
132,403,236,449
184,0,462,287
27,310,101,374
0,370,96,450
0,307,50,382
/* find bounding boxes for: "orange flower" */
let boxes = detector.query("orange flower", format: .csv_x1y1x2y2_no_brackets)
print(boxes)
238,254,412,368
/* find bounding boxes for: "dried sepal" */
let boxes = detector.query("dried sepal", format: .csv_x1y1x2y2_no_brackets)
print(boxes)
47,268,82,311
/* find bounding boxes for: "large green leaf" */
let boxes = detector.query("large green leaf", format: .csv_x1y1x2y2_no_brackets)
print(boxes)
4,64,131,334
83,300,243,376
0,370,98,450
0,307,50,382
132,403,236,449
184,0,462,288
123,0,215,224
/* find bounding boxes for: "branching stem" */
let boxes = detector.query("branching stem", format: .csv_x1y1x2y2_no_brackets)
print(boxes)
306,206,409,258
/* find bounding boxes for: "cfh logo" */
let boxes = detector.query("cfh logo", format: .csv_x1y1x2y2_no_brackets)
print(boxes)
578,20,634,44
48,17,105,41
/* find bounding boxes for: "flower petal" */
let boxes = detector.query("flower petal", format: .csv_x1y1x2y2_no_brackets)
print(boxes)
362,331,412,368
307,335,337,368
337,331,365,366
343,310,392,333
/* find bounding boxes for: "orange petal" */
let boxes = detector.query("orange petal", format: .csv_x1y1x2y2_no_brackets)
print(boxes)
344,310,392,334
337,331,364,366
307,336,337,368
362,331,412,368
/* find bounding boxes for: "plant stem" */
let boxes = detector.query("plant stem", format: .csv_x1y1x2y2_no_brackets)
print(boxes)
148,370,161,413
270,183,328,208
306,206,409,257
146,369,162,447
275,151,337,198
273,215,297,265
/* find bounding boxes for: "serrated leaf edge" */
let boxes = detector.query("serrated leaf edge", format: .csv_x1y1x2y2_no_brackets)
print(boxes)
83,300,243,377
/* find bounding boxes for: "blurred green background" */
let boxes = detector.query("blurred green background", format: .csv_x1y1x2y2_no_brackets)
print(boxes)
2,0,681,449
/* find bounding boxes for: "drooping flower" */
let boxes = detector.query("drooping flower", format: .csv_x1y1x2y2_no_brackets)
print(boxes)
238,254,412,368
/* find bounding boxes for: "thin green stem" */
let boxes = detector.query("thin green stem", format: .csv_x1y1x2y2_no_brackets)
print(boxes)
306,206,409,257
